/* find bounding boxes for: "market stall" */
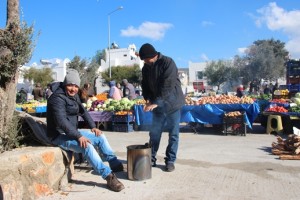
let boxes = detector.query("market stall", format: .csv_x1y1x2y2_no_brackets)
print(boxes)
260,99,300,134
134,103,260,129
78,111,113,130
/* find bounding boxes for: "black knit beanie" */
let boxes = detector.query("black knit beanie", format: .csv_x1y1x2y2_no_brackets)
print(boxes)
139,43,158,60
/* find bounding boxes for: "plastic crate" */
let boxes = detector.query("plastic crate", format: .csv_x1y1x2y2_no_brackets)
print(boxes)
35,106,47,113
112,114,134,122
273,95,289,99
112,123,133,132
223,114,246,136
287,84,300,92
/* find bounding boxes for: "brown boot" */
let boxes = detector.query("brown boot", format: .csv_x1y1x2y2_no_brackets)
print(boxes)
105,173,125,192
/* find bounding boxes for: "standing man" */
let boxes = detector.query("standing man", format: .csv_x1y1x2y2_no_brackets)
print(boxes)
32,83,44,101
139,43,185,172
122,79,137,100
46,69,125,192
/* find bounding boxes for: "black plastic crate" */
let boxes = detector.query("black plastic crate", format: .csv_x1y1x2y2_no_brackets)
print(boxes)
112,123,134,132
112,114,134,122
223,113,246,136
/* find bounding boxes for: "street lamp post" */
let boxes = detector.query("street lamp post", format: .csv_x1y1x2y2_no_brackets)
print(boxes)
108,6,123,79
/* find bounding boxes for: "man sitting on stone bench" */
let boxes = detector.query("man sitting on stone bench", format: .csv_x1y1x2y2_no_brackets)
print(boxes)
46,69,124,192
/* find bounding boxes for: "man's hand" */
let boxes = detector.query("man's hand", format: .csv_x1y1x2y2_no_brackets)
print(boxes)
78,136,91,148
91,128,102,136
143,103,158,112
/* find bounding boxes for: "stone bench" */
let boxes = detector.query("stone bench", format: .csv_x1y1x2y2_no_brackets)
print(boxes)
0,112,73,200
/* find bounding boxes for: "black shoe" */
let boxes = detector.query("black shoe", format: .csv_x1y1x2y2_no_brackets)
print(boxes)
111,163,124,172
152,161,157,167
165,163,175,172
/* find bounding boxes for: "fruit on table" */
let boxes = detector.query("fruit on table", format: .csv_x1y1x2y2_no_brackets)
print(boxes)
224,111,242,117
266,105,288,112
185,95,254,105
274,89,289,95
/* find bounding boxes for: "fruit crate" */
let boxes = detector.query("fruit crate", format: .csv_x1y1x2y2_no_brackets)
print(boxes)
112,114,134,122
222,113,246,136
112,123,134,132
273,95,289,99
35,106,47,113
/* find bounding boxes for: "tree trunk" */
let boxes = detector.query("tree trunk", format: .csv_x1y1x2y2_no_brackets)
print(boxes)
6,0,19,27
0,0,20,137
0,76,18,135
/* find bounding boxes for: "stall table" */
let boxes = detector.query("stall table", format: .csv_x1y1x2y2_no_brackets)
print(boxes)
78,111,113,130
134,103,260,129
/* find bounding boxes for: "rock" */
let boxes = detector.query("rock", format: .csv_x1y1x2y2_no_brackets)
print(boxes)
0,146,66,200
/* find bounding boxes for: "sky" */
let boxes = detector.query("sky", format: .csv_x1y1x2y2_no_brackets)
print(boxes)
1,0,300,68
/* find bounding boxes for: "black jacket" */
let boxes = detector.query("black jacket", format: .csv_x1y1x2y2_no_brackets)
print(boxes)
46,82,96,141
141,53,185,114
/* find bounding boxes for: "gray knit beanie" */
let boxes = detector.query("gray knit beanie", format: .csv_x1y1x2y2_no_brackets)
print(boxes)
64,69,81,87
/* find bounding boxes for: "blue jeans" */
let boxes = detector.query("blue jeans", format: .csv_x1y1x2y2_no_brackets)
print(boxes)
52,130,120,179
150,108,181,164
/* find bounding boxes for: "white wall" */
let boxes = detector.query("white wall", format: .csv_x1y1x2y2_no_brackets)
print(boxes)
18,58,70,92
188,61,209,88
99,44,143,73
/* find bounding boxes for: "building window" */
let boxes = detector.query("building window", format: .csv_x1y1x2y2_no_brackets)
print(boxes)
196,71,204,80
123,54,128,57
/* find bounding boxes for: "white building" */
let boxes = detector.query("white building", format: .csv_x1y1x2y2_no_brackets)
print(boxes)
18,58,70,92
188,61,209,92
99,43,143,73
40,58,70,82
17,44,145,94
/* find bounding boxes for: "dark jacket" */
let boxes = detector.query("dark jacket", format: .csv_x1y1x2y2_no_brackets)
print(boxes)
46,82,96,141
236,88,244,98
123,82,136,100
32,86,44,101
141,53,185,114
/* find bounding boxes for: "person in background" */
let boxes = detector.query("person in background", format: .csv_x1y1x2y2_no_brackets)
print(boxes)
272,82,279,94
108,80,122,100
32,83,44,101
46,69,125,192
249,81,254,94
236,85,244,98
139,43,185,172
122,79,137,100
263,84,271,95
87,82,95,97
45,83,53,99
78,83,91,103
116,82,123,98
16,88,27,103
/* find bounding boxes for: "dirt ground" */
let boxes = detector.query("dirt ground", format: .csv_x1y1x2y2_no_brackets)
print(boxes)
38,124,300,200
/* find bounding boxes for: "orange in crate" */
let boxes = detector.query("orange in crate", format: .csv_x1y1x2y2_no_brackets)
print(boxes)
96,93,108,101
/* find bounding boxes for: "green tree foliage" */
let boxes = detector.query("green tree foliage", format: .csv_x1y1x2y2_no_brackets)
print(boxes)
22,67,54,88
240,39,289,83
204,60,236,90
66,55,87,79
93,49,106,65
233,55,250,86
101,64,141,86
1,0,36,151
67,55,100,89
0,22,34,88
82,60,99,88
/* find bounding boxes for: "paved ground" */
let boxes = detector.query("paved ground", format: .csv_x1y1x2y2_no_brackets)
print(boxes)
39,124,300,200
